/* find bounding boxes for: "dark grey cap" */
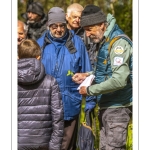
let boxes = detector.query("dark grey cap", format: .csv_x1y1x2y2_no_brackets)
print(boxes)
27,2,44,16
80,4,106,27
48,7,66,26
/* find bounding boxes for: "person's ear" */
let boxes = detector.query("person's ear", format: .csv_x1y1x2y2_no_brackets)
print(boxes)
66,13,69,21
99,23,106,31
18,56,19,59
36,56,41,60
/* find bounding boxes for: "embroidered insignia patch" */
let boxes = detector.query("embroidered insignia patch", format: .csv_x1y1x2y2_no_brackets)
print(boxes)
67,70,74,76
103,59,107,65
114,46,124,55
113,57,123,66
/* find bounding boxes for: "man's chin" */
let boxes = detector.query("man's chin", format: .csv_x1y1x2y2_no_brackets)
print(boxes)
54,35,63,38
18,39,24,45
18,40,21,45
91,39,100,44
73,25,80,28
27,20,35,24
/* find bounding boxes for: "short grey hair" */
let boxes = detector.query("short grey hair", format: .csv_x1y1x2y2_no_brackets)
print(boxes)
18,20,28,34
66,3,83,17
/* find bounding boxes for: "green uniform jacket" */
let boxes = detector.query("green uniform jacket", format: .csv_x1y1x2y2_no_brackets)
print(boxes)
87,14,132,109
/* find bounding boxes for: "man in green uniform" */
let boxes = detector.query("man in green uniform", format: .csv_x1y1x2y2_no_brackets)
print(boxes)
72,4,132,150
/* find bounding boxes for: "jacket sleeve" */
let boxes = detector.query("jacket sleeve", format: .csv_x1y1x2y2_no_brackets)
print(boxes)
80,43,96,111
49,77,64,150
87,38,132,96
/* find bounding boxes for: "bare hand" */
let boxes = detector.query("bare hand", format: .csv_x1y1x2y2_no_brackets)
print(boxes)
72,73,89,84
79,86,88,96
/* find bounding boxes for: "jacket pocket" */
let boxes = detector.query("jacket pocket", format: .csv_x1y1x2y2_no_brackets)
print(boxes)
62,90,81,117
70,57,80,73
105,116,129,147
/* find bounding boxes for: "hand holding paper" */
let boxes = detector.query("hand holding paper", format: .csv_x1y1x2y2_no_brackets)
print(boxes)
77,74,95,90
72,73,89,84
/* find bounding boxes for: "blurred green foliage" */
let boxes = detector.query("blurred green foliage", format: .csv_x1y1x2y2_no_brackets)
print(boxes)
18,0,132,40
126,118,133,150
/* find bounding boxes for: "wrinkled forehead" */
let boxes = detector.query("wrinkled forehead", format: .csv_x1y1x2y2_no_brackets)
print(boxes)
69,10,82,16
18,24,24,31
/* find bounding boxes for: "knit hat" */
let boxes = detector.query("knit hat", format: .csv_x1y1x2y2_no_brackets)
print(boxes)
48,7,66,26
80,4,106,27
27,2,44,16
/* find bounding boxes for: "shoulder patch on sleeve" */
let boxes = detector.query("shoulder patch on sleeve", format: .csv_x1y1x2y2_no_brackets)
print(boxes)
113,57,123,66
114,46,124,54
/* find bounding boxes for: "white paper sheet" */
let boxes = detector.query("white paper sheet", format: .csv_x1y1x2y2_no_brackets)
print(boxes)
77,74,95,90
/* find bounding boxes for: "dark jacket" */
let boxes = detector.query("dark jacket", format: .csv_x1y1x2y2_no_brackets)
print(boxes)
94,24,132,108
22,13,48,40
18,58,64,150
37,30,96,120
71,27,97,70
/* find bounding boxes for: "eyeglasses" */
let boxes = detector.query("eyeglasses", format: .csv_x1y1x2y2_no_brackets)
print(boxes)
50,23,66,30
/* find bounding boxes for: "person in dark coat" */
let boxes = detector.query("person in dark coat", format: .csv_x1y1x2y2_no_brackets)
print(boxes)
18,39,64,150
21,0,47,40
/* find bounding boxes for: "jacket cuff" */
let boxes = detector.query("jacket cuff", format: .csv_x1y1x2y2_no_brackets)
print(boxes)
86,86,90,95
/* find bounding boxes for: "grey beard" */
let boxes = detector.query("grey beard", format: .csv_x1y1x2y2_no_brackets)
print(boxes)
27,20,35,24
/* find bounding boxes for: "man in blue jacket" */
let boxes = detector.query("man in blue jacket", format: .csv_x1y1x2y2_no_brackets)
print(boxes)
37,7,96,150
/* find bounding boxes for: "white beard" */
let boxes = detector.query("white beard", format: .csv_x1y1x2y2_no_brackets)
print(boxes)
27,20,35,24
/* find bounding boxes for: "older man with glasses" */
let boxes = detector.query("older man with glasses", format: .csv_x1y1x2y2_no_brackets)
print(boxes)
37,7,96,150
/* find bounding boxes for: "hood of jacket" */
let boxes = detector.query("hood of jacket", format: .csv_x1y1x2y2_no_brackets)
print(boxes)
21,13,47,28
18,58,45,85
104,13,116,38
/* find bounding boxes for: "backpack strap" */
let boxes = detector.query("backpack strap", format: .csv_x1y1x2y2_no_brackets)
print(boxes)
108,34,132,53
65,31,77,54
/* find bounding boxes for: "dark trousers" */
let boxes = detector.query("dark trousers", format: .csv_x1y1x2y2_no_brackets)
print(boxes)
98,106,132,150
18,145,49,150
61,116,79,150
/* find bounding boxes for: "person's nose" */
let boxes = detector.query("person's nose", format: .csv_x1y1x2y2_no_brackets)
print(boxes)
75,17,80,22
85,31,91,37
57,26,62,31
28,12,32,18
18,33,21,39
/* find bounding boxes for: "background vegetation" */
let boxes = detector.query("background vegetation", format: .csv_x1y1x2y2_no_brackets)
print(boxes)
18,0,133,149
18,0,132,40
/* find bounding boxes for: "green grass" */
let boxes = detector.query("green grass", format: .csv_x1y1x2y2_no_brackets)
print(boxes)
126,118,133,150
78,98,133,150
